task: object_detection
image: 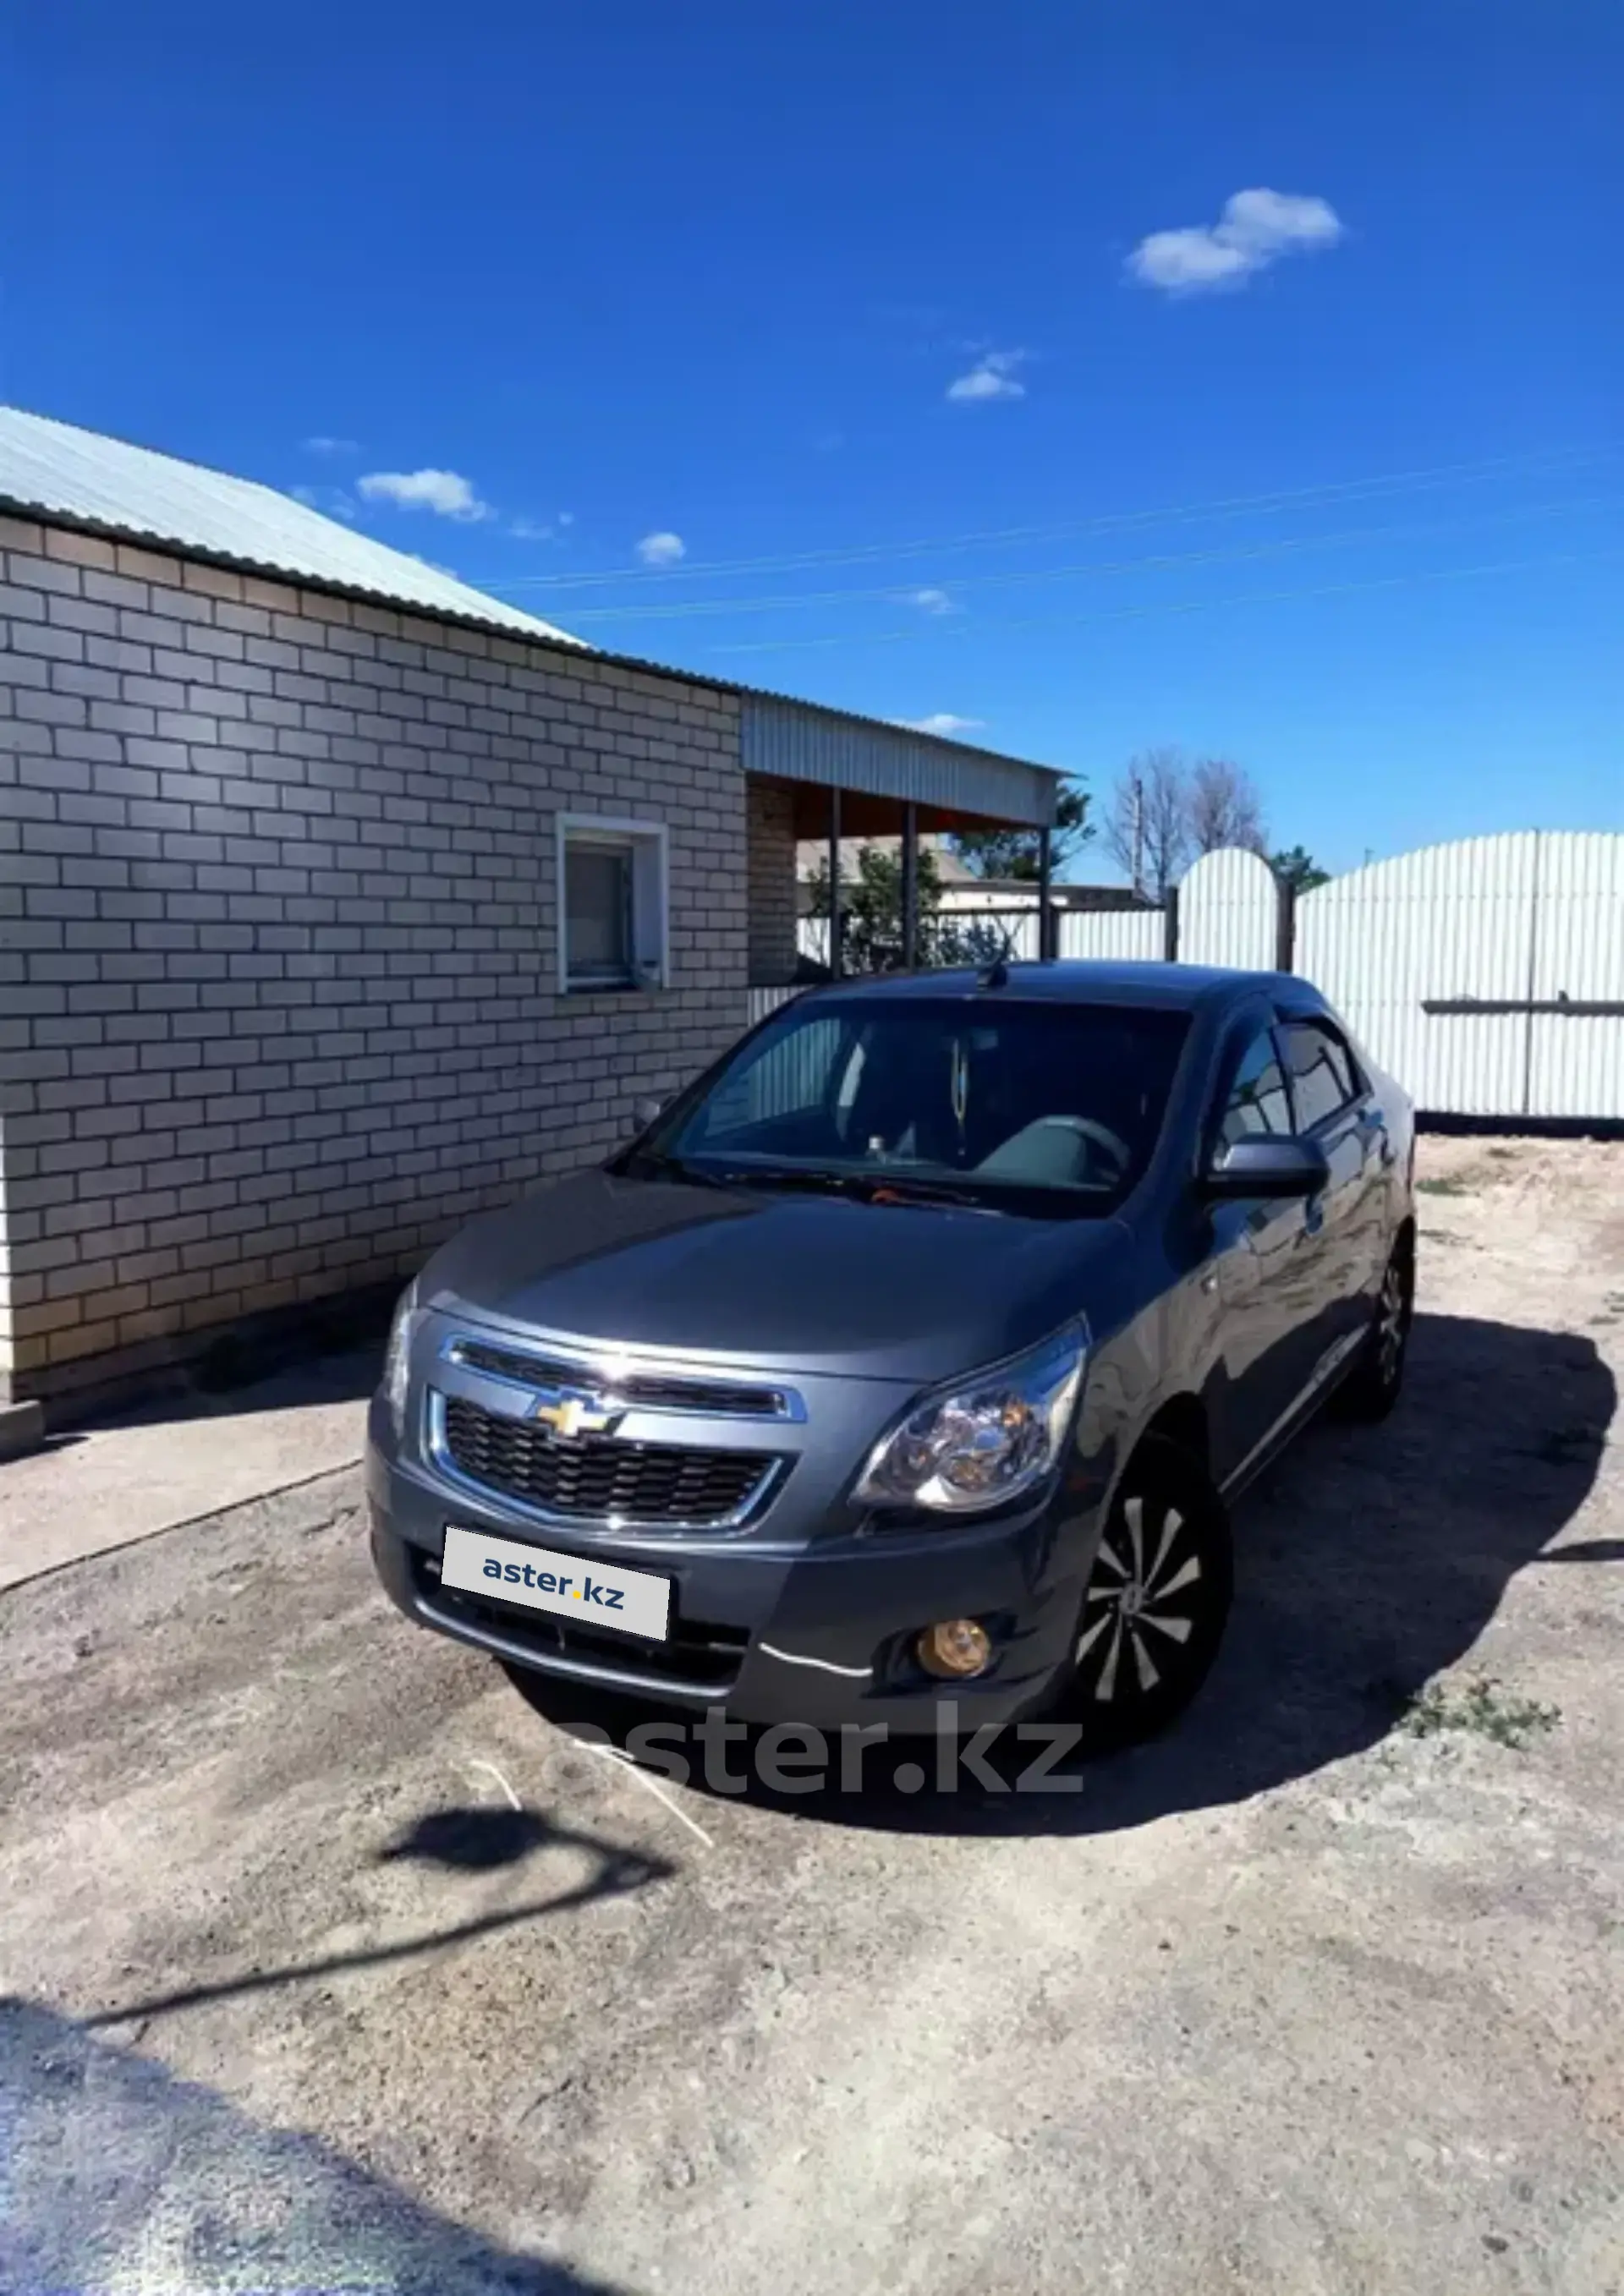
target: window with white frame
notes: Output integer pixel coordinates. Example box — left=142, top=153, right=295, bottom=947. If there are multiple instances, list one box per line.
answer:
left=556, top=815, right=670, bottom=993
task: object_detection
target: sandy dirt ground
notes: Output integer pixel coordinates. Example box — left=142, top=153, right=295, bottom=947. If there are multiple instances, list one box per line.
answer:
left=2, top=1137, right=1621, bottom=2295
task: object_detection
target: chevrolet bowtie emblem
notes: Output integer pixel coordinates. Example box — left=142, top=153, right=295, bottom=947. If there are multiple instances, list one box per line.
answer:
left=531, top=1389, right=618, bottom=1439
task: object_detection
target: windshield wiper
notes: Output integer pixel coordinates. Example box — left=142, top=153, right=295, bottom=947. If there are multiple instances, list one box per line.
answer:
left=703, top=1164, right=870, bottom=1199
left=628, top=1151, right=735, bottom=1191
left=706, top=1165, right=989, bottom=1210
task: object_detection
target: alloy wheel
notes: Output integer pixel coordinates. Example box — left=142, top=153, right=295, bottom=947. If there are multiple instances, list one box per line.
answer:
left=1065, top=1443, right=1232, bottom=1745
left=1375, top=1256, right=1407, bottom=1388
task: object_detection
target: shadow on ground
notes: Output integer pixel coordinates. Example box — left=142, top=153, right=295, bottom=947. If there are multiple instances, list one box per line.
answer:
left=0, top=1998, right=625, bottom=2294
left=84, top=1806, right=673, bottom=2030
left=503, top=1311, right=1616, bottom=1837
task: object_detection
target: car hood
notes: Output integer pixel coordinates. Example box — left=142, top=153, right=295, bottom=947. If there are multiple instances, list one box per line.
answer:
left=420, top=1169, right=1133, bottom=1384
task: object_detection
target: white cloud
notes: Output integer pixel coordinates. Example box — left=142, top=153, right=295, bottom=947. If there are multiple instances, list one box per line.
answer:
left=558, top=510, right=576, bottom=527
left=898, top=712, right=985, bottom=737
left=1127, top=188, right=1344, bottom=294
left=356, top=468, right=494, bottom=521
left=303, top=434, right=358, bottom=456
left=946, top=349, right=1027, bottom=403
left=636, top=530, right=686, bottom=567
left=903, top=587, right=958, bottom=616
left=292, top=483, right=358, bottom=523
left=508, top=516, right=556, bottom=542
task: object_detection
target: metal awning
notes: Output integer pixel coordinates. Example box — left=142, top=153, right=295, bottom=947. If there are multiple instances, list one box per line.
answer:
left=740, top=695, right=1058, bottom=830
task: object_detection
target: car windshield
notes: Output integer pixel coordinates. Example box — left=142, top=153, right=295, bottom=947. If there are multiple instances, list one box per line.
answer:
left=628, top=995, right=1191, bottom=1217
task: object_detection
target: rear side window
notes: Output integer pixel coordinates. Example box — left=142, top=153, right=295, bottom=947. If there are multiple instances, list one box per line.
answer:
left=1217, top=1028, right=1292, bottom=1147
left=1281, top=1020, right=1360, bottom=1132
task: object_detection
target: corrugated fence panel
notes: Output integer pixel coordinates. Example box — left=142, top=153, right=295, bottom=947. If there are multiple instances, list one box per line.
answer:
left=771, top=833, right=1624, bottom=1120
left=1528, top=832, right=1624, bottom=1119
left=1273, top=828, right=1621, bottom=1118
left=1178, top=847, right=1280, bottom=970
left=795, top=907, right=1045, bottom=966
left=1057, top=908, right=1165, bottom=962
left=985, top=909, right=1043, bottom=960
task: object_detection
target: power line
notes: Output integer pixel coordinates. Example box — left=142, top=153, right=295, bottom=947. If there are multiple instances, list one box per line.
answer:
left=475, top=444, right=1614, bottom=595
left=704, top=546, right=1624, bottom=658
left=557, top=495, right=1614, bottom=626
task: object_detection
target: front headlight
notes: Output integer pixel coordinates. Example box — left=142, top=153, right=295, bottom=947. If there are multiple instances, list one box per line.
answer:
left=382, top=1278, right=423, bottom=1433
left=854, top=1322, right=1088, bottom=1515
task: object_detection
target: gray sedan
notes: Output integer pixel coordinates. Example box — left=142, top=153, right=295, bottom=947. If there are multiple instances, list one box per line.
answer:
left=367, top=962, right=1414, bottom=1745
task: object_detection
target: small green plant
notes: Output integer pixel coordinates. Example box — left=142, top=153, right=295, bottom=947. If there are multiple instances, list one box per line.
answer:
left=1402, top=1674, right=1560, bottom=1750
left=1416, top=1175, right=1470, bottom=1197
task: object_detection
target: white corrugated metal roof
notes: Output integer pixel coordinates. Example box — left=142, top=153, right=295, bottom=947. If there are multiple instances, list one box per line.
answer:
left=0, top=406, right=584, bottom=647
left=0, top=406, right=1065, bottom=827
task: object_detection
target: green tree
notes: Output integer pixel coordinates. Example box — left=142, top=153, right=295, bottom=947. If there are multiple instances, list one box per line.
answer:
left=805, top=842, right=1014, bottom=974
left=947, top=775, right=1091, bottom=882
left=1270, top=844, right=1331, bottom=894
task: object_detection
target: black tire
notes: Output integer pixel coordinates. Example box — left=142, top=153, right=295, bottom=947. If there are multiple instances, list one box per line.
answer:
left=1055, top=1435, right=1233, bottom=1750
left=1334, top=1233, right=1414, bottom=1422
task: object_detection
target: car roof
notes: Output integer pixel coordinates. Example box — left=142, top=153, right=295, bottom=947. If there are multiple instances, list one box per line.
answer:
left=797, top=960, right=1315, bottom=1016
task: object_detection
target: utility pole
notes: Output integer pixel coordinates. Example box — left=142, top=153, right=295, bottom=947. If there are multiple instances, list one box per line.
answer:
left=1131, top=774, right=1145, bottom=901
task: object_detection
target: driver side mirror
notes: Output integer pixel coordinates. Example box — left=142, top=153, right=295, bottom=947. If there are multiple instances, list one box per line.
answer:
left=1204, top=1135, right=1330, bottom=1199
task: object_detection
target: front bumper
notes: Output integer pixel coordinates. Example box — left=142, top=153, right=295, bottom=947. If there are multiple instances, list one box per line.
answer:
left=366, top=1395, right=1109, bottom=1732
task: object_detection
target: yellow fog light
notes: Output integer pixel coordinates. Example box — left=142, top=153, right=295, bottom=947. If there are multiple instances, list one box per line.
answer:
left=916, top=1619, right=993, bottom=1680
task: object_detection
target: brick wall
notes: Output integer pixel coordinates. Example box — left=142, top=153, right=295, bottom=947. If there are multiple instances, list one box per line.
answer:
left=745, top=779, right=798, bottom=986
left=0, top=517, right=752, bottom=1405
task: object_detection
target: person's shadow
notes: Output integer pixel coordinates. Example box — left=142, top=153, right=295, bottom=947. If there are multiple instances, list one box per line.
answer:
left=505, top=1310, right=1616, bottom=1837
left=0, top=1997, right=628, bottom=2295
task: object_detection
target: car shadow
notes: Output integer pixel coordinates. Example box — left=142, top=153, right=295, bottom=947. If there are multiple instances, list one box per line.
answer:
left=505, top=1311, right=1616, bottom=1838
left=0, top=1997, right=628, bottom=2294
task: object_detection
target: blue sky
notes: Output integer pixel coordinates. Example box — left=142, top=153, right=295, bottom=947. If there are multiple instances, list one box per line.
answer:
left=7, top=0, right=1621, bottom=875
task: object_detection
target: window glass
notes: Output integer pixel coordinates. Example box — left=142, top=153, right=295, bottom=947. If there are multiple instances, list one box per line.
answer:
left=1217, top=1030, right=1292, bottom=1147
left=565, top=844, right=632, bottom=984
left=704, top=1017, right=844, bottom=1133
left=642, top=997, right=1191, bottom=1214
left=1281, top=1020, right=1358, bottom=1131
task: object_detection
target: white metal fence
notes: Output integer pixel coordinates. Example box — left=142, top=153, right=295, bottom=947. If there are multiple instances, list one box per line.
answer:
left=1295, top=831, right=1624, bottom=1121
left=796, top=904, right=1164, bottom=971
left=761, top=831, right=1624, bottom=1121
left=1056, top=907, right=1164, bottom=963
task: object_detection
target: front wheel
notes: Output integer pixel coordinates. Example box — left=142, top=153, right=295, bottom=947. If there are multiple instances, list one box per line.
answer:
left=1055, top=1436, right=1233, bottom=1750
left=1335, top=1234, right=1414, bottom=1422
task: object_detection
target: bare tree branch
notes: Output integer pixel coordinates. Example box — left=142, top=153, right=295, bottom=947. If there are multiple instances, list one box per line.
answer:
left=1188, top=758, right=1270, bottom=857
left=1103, top=748, right=1193, bottom=901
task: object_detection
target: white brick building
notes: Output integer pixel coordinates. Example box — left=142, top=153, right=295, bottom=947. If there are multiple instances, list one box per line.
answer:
left=0, top=410, right=1059, bottom=1412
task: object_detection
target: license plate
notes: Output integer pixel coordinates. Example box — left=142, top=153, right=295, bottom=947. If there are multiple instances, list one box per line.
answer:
left=441, top=1525, right=671, bottom=1641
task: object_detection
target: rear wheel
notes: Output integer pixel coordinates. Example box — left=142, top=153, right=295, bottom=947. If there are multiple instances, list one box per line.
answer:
left=1056, top=1436, right=1233, bottom=1749
left=1335, top=1234, right=1413, bottom=1422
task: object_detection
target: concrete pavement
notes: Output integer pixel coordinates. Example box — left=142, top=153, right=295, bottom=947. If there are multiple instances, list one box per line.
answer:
left=0, top=1344, right=376, bottom=1592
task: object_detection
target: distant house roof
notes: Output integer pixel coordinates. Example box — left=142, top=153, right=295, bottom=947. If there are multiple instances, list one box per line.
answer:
left=0, top=405, right=583, bottom=647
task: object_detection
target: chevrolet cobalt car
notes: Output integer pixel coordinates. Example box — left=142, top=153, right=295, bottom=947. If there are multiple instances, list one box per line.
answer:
left=368, top=963, right=1414, bottom=1745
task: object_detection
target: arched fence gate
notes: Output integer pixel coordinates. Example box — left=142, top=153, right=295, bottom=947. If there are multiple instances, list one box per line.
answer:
left=1167, top=833, right=1624, bottom=1121
left=776, top=830, right=1624, bottom=1121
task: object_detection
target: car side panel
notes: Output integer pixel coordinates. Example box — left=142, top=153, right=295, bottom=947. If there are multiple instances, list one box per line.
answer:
left=1100, top=987, right=1415, bottom=1504
left=1296, top=1095, right=1373, bottom=1382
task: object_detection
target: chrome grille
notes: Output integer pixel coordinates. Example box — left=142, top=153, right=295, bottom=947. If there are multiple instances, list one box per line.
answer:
left=439, top=1394, right=779, bottom=1527
left=447, top=1338, right=797, bottom=1421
